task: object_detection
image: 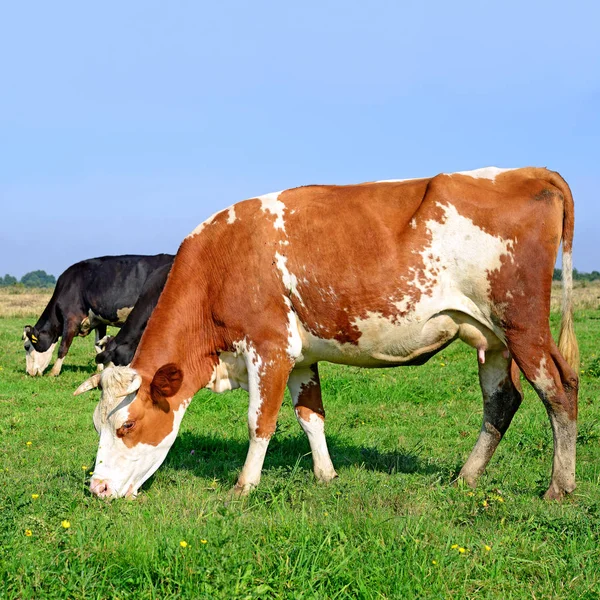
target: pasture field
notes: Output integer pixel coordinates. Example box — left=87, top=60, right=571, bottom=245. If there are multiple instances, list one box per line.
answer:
left=1, top=310, right=600, bottom=599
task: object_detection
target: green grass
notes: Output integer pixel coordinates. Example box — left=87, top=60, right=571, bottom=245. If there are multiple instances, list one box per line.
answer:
left=1, top=312, right=600, bottom=599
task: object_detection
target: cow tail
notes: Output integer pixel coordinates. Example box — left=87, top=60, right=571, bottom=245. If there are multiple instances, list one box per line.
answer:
left=548, top=171, right=580, bottom=372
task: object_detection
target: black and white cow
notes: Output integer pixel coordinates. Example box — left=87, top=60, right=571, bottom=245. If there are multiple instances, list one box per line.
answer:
left=23, top=254, right=174, bottom=376
left=95, top=260, right=173, bottom=368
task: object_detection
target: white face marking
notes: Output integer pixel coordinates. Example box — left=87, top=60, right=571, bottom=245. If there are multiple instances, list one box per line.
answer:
left=89, top=366, right=189, bottom=498
left=24, top=340, right=56, bottom=376
left=258, top=191, right=286, bottom=231
left=410, top=218, right=417, bottom=229
left=453, top=167, right=515, bottom=182
left=92, top=402, right=187, bottom=498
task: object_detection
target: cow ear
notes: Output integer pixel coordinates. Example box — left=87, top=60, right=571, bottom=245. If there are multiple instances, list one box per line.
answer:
left=23, top=325, right=32, bottom=341
left=150, top=364, right=183, bottom=411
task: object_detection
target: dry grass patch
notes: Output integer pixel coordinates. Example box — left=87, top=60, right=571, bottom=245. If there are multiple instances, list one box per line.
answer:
left=551, top=280, right=600, bottom=311
left=0, top=287, right=53, bottom=319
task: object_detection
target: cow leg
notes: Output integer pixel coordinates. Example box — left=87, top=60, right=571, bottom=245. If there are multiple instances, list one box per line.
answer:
left=459, top=350, right=523, bottom=487
left=287, top=364, right=337, bottom=483
left=505, top=332, right=578, bottom=500
left=233, top=346, right=293, bottom=496
left=49, top=318, right=80, bottom=376
left=94, top=325, right=107, bottom=372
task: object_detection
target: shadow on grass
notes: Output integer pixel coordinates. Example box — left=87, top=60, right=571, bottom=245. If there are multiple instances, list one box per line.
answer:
left=161, top=431, right=448, bottom=485
left=57, top=363, right=98, bottom=375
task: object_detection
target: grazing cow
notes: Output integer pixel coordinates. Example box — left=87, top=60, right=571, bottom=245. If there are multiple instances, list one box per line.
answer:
left=75, top=167, right=579, bottom=501
left=23, top=254, right=174, bottom=376
left=95, top=260, right=174, bottom=367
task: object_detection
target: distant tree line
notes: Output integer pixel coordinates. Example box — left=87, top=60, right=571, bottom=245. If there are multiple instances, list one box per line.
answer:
left=553, top=268, right=600, bottom=282
left=0, top=270, right=56, bottom=288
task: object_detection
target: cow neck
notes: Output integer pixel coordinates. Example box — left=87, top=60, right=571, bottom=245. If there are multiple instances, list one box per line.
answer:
left=34, top=292, right=62, bottom=344
left=130, top=250, right=220, bottom=400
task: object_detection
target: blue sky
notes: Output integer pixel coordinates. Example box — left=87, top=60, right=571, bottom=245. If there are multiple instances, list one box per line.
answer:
left=1, top=0, right=599, bottom=278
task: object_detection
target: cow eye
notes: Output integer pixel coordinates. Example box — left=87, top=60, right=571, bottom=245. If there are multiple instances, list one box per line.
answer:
left=117, top=421, right=136, bottom=437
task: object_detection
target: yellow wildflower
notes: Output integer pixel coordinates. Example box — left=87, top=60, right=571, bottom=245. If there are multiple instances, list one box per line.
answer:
left=25, top=529, right=32, bottom=537
left=432, top=560, right=437, bottom=565
left=440, top=363, right=446, bottom=367
left=180, top=541, right=188, bottom=548
left=484, top=545, right=491, bottom=552
left=61, top=520, right=71, bottom=529
left=31, top=494, right=39, bottom=500
left=82, top=465, right=88, bottom=470
left=467, top=491, right=474, bottom=497
left=451, top=544, right=458, bottom=549
left=458, top=547, right=467, bottom=554
left=26, top=441, right=32, bottom=446
left=200, top=539, right=208, bottom=544
left=482, top=500, right=488, bottom=507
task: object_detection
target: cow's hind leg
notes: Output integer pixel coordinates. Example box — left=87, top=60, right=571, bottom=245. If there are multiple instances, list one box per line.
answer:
left=459, top=350, right=523, bottom=487
left=288, top=364, right=337, bottom=483
left=94, top=324, right=107, bottom=372
left=506, top=332, right=578, bottom=500
left=233, top=345, right=293, bottom=496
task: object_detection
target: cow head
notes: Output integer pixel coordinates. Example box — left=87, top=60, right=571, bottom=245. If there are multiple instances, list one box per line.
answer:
left=23, top=325, right=57, bottom=376
left=74, top=364, right=188, bottom=498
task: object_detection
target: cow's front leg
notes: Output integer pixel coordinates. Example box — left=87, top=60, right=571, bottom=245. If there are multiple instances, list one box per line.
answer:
left=94, top=324, right=107, bottom=372
left=49, top=318, right=81, bottom=376
left=458, top=350, right=523, bottom=487
left=288, top=364, right=337, bottom=483
left=233, top=345, right=293, bottom=496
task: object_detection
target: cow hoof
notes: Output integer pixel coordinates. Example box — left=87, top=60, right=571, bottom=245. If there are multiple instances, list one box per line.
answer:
left=49, top=370, right=61, bottom=377
left=543, top=483, right=574, bottom=501
left=455, top=473, right=478, bottom=489
left=231, top=482, right=255, bottom=497
left=543, top=487, right=564, bottom=501
left=315, top=469, right=338, bottom=484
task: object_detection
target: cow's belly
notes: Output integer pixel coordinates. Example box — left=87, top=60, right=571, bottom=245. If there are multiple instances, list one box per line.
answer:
left=205, top=306, right=506, bottom=395
left=295, top=309, right=505, bottom=368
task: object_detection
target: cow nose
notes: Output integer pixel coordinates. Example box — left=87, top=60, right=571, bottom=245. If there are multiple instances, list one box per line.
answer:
left=90, top=478, right=112, bottom=498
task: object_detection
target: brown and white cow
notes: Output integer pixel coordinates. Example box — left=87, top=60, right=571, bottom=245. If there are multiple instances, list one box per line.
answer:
left=75, top=167, right=579, bottom=500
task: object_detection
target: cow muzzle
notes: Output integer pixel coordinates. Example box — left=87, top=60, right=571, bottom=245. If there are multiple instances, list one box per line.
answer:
left=89, top=478, right=138, bottom=499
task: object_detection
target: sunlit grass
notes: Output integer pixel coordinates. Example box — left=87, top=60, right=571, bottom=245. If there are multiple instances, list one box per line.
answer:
left=1, top=311, right=599, bottom=598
